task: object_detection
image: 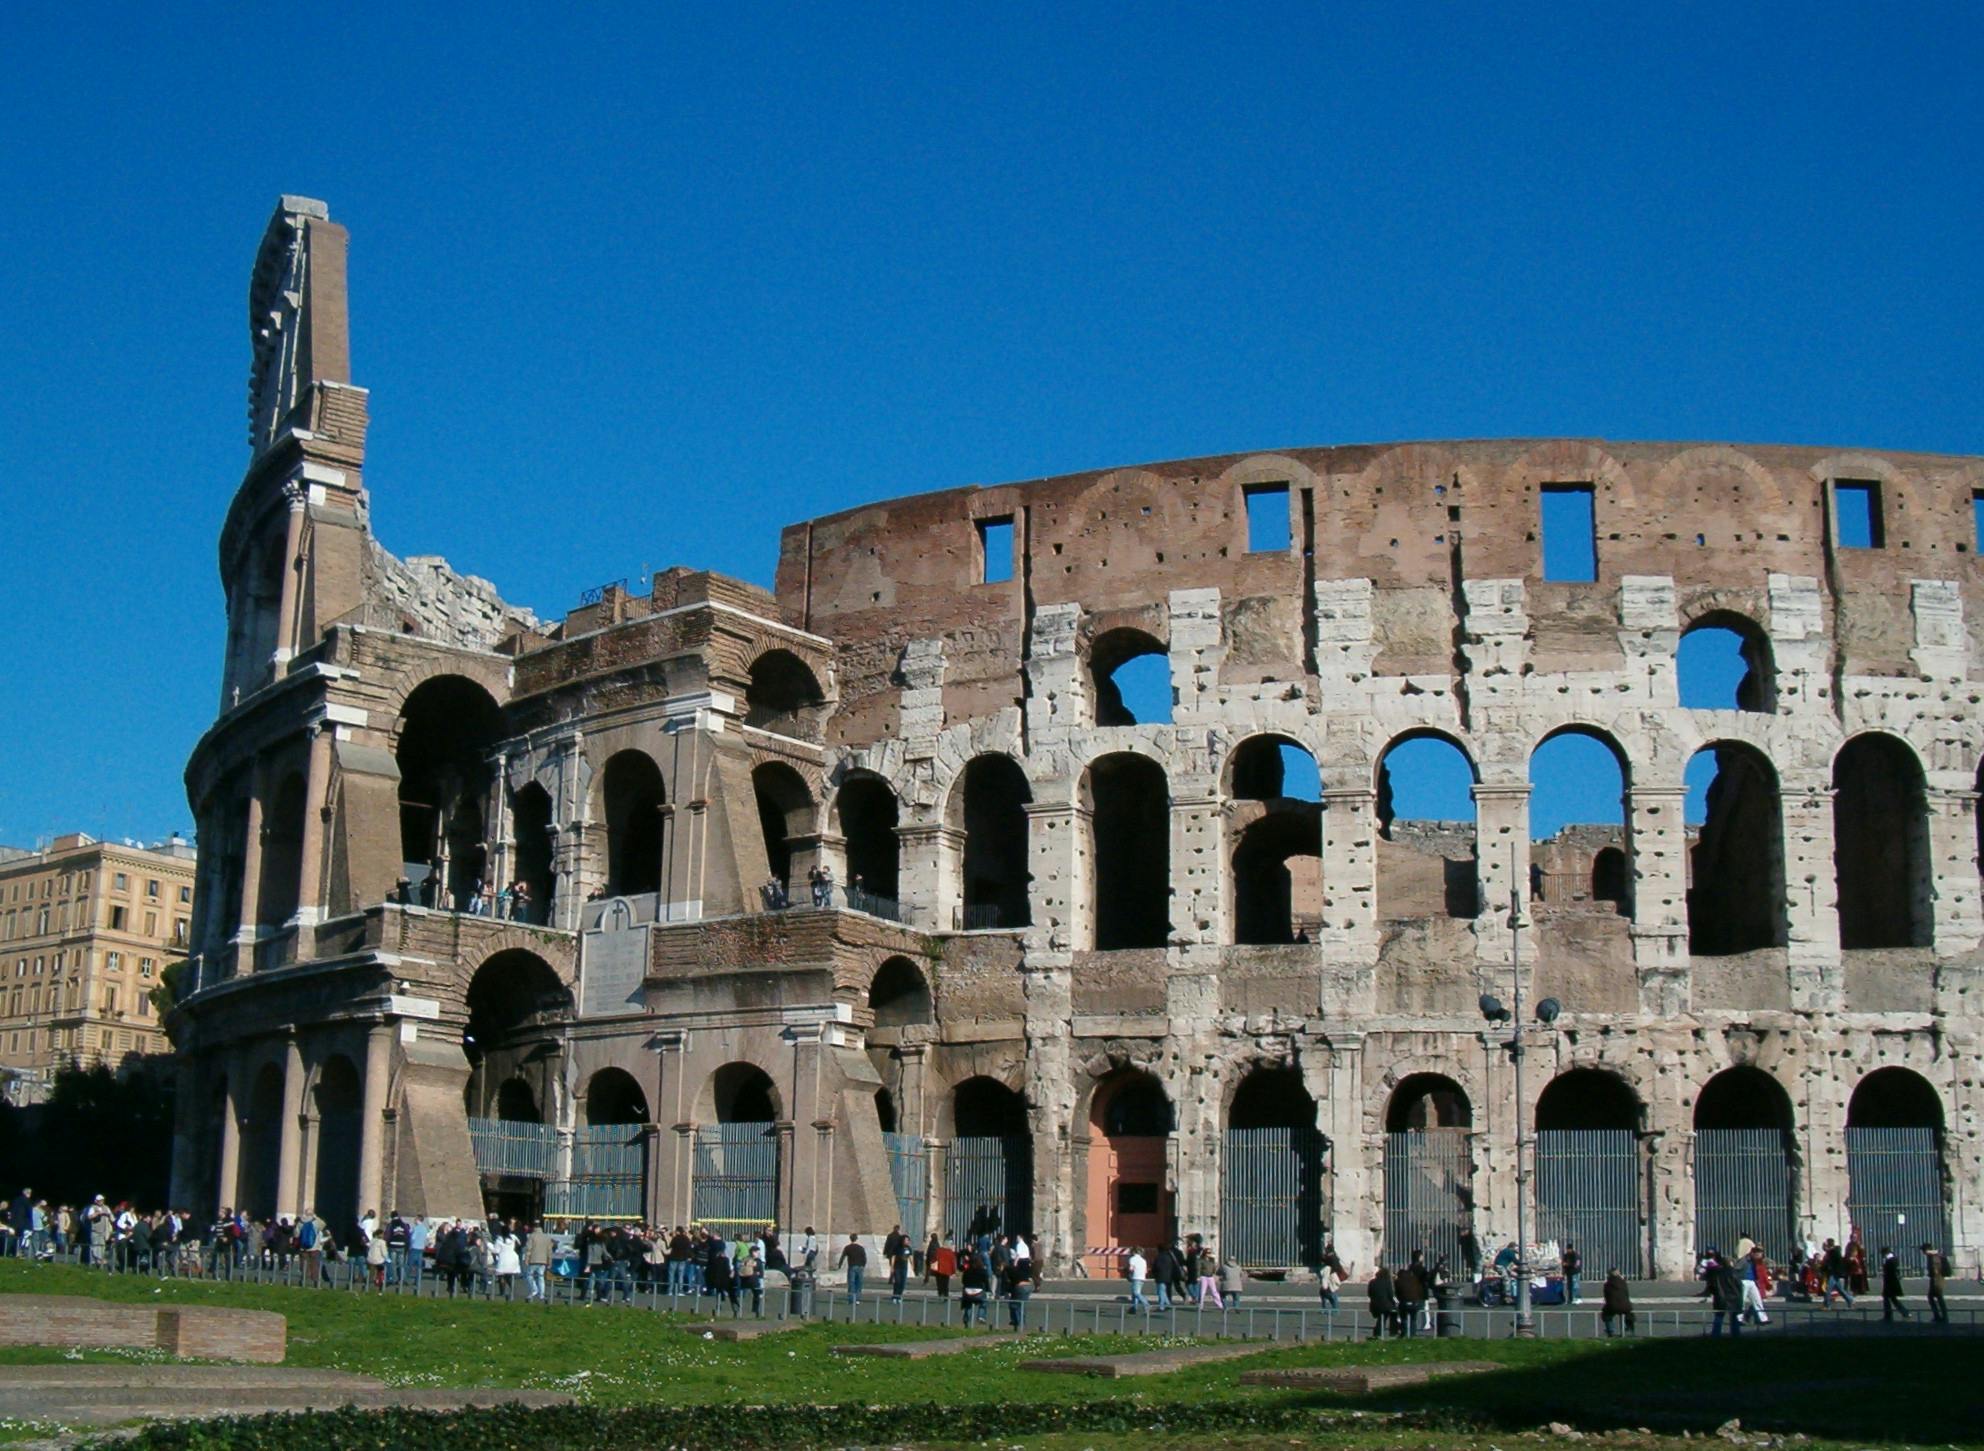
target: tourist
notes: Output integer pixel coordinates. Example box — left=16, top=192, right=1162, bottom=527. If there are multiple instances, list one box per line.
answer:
left=1600, top=1268, right=1635, bottom=1336
left=385, top=1211, right=411, bottom=1285
left=1741, top=1245, right=1772, bottom=1326
left=1821, top=1237, right=1853, bottom=1307
left=8, top=1187, right=32, bottom=1258
left=837, top=1233, right=868, bottom=1305
left=1126, top=1246, right=1150, bottom=1312
left=1923, top=1241, right=1950, bottom=1324
left=1367, top=1265, right=1398, bottom=1338
left=1218, top=1256, right=1246, bottom=1308
left=739, top=1242, right=765, bottom=1316
left=884, top=1223, right=910, bottom=1302
left=665, top=1225, right=690, bottom=1295
left=1458, top=1226, right=1481, bottom=1283
left=927, top=1236, right=955, bottom=1299
left=1195, top=1241, right=1224, bottom=1309
left=1847, top=1228, right=1870, bottom=1296
left=1560, top=1241, right=1583, bottom=1305
left=1150, top=1240, right=1178, bottom=1311
left=1318, top=1240, right=1347, bottom=1310
left=366, top=1223, right=389, bottom=1290
left=296, top=1212, right=323, bottom=1286
left=1880, top=1246, right=1911, bottom=1322
left=1003, top=1249, right=1033, bottom=1330
left=1705, top=1250, right=1744, bottom=1337
left=407, top=1216, right=430, bottom=1289
left=1393, top=1256, right=1425, bottom=1336
left=524, top=1221, right=554, bottom=1302
left=85, top=1195, right=112, bottom=1267
left=960, top=1249, right=990, bottom=1325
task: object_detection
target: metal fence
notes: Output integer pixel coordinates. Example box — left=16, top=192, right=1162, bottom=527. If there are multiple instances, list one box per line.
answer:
left=692, top=1122, right=779, bottom=1233
left=944, top=1135, right=1032, bottom=1240
left=1383, top=1128, right=1470, bottom=1270
left=884, top=1132, right=930, bottom=1243
left=1846, top=1126, right=1949, bottom=1274
left=1695, top=1127, right=1796, bottom=1260
left=1535, top=1128, right=1643, bottom=1277
left=844, top=887, right=903, bottom=922
left=1221, top=1126, right=1326, bottom=1269
left=547, top=1125, right=646, bottom=1219
left=468, top=1117, right=558, bottom=1179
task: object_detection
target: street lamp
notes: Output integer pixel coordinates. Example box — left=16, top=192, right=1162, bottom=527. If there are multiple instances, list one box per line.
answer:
left=1479, top=872, right=1558, bottom=1338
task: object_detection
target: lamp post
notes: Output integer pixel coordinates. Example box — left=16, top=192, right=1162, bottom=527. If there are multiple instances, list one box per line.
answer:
left=1479, top=869, right=1562, bottom=1339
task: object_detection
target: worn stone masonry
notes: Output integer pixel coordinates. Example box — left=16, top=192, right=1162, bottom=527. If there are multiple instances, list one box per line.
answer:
left=170, top=199, right=1984, bottom=1282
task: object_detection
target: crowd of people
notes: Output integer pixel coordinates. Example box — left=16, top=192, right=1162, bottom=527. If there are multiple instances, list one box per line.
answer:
left=389, top=866, right=543, bottom=922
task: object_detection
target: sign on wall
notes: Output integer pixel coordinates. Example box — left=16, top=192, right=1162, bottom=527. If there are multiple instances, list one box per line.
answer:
left=581, top=897, right=649, bottom=1017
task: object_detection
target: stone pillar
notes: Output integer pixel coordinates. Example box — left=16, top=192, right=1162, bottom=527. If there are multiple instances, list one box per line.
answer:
left=270, top=483, right=308, bottom=668
left=357, top=1022, right=393, bottom=1219
left=897, top=823, right=962, bottom=932
left=216, top=1049, right=245, bottom=1212
left=784, top=1026, right=831, bottom=1233
left=1319, top=781, right=1378, bottom=962
left=1024, top=798, right=1084, bottom=954
left=1927, top=788, right=1983, bottom=957
left=1644, top=1127, right=1691, bottom=1279
left=1023, top=963, right=1076, bottom=1268
left=1168, top=588, right=1225, bottom=724
left=275, top=1034, right=306, bottom=1219
left=234, top=760, right=266, bottom=946
left=1471, top=783, right=1530, bottom=962
left=294, top=724, right=335, bottom=927
left=1780, top=774, right=1842, bottom=1009
left=1169, top=788, right=1223, bottom=948
left=1317, top=1039, right=1371, bottom=1270
left=298, top=1106, right=321, bottom=1217
left=486, top=752, right=512, bottom=912
left=1627, top=785, right=1691, bottom=1011
left=896, top=1044, right=931, bottom=1137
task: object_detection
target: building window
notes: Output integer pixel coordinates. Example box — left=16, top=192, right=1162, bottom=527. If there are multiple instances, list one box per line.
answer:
left=1243, top=483, right=1290, bottom=553
left=146, top=879, right=159, bottom=898
left=106, top=953, right=121, bottom=973
left=138, top=995, right=150, bottom=1018
left=109, top=907, right=124, bottom=930
left=140, top=958, right=155, bottom=978
left=172, top=919, right=188, bottom=946
left=114, top=873, right=127, bottom=891
left=36, top=909, right=49, bottom=934
left=178, top=885, right=192, bottom=904
left=977, top=516, right=1015, bottom=585
left=1833, top=479, right=1883, bottom=548
left=143, top=912, right=157, bottom=935
left=1540, top=483, right=1598, bottom=582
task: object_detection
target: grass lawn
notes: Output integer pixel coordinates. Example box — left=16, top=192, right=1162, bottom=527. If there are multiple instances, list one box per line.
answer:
left=0, top=1262, right=1976, bottom=1448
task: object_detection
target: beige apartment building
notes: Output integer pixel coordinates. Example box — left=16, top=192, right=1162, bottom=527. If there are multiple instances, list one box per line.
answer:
left=0, top=833, right=198, bottom=1100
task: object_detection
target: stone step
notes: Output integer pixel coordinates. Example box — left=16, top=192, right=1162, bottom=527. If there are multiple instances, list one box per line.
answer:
left=1021, top=1342, right=1269, bottom=1378
left=0, top=1364, right=378, bottom=1389
left=833, top=1332, right=1042, bottom=1358
left=1240, top=1359, right=1500, bottom=1391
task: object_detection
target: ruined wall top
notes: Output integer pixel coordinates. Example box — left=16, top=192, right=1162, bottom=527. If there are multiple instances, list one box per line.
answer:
left=247, top=197, right=351, bottom=457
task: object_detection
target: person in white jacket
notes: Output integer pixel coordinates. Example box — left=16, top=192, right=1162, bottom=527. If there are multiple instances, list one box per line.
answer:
left=1126, top=1249, right=1149, bottom=1312
left=492, top=1225, right=523, bottom=1300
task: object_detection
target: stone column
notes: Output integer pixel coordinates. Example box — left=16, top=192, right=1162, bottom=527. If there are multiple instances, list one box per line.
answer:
left=294, top=724, right=335, bottom=928
left=895, top=1043, right=931, bottom=1137
left=275, top=1034, right=306, bottom=1219
left=1471, top=783, right=1530, bottom=963
left=783, top=1026, right=831, bottom=1233
left=1169, top=788, right=1223, bottom=950
left=356, top=1022, right=394, bottom=1219
left=1927, top=788, right=1983, bottom=956
left=216, top=1049, right=246, bottom=1212
left=1319, top=782, right=1378, bottom=962
left=486, top=752, right=513, bottom=912
left=1780, top=774, right=1841, bottom=1009
left=270, top=483, right=308, bottom=669
left=235, top=759, right=266, bottom=946
left=1646, top=1128, right=1692, bottom=1279
left=1023, top=964, right=1076, bottom=1268
left=897, top=823, right=962, bottom=931
left=1626, top=785, right=1691, bottom=1012
left=1024, top=798, right=1084, bottom=954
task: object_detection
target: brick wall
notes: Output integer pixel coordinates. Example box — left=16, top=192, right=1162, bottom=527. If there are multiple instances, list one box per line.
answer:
left=0, top=1295, right=285, bottom=1364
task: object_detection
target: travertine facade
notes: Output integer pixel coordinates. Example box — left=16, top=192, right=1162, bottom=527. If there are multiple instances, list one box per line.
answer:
left=170, top=198, right=1984, bottom=1277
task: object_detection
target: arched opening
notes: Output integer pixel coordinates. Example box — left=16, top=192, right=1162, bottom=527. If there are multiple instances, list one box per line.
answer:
left=1084, top=752, right=1170, bottom=950
left=868, top=956, right=933, bottom=1027
left=945, top=1077, right=1032, bottom=1242
left=752, top=762, right=813, bottom=900
left=1833, top=734, right=1930, bottom=949
left=1222, top=1067, right=1325, bottom=1268
left=875, top=1088, right=899, bottom=1135
left=394, top=675, right=503, bottom=909
left=693, top=1064, right=781, bottom=1234
left=1686, top=742, right=1787, bottom=954
left=464, top=949, right=571, bottom=1114
left=1382, top=1074, right=1472, bottom=1268
left=1529, top=727, right=1629, bottom=840
left=744, top=649, right=824, bottom=733
left=600, top=751, right=665, bottom=898
left=1678, top=613, right=1776, bottom=712
left=1083, top=1070, right=1173, bottom=1272
left=494, top=1076, right=541, bottom=1123
left=1229, top=736, right=1322, bottom=946
left=953, top=755, right=1032, bottom=930
left=835, top=775, right=900, bottom=909
left=1091, top=628, right=1170, bottom=726
left=1846, top=1068, right=1949, bottom=1273
left=507, top=781, right=554, bottom=924
left=1590, top=847, right=1628, bottom=912
left=255, top=771, right=307, bottom=926
left=239, top=1062, right=284, bottom=1220
left=310, top=1056, right=362, bottom=1237
left=1535, top=1069, right=1644, bottom=1274
left=1375, top=734, right=1478, bottom=919
left=1694, top=1066, right=1797, bottom=1259
left=585, top=1067, right=650, bottom=1126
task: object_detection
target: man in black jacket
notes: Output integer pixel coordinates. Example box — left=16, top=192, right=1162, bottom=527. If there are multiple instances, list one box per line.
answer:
left=1880, top=1247, right=1911, bottom=1322
left=1705, top=1250, right=1744, bottom=1337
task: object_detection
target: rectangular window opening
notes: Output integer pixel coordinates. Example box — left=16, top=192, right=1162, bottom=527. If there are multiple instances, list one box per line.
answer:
left=1116, top=1182, right=1160, bottom=1215
left=1540, top=483, right=1597, bottom=582
left=1834, top=480, right=1884, bottom=548
left=1244, top=483, right=1290, bottom=553
left=977, top=517, right=1014, bottom=584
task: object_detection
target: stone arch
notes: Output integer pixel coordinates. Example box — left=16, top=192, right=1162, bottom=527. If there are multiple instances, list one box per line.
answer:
left=1375, top=731, right=1479, bottom=920
left=1848, top=1066, right=1944, bottom=1130
left=1652, top=446, right=1789, bottom=530
left=1384, top=1072, right=1472, bottom=1131
left=945, top=1073, right=1034, bottom=1241
left=1534, top=1065, right=1645, bottom=1275
left=1845, top=1066, right=1950, bottom=1272
left=1090, top=627, right=1170, bottom=727
left=868, top=956, right=933, bottom=1027
left=1536, top=1066, right=1643, bottom=1131
left=310, top=1052, right=363, bottom=1234
left=393, top=674, right=504, bottom=908
left=831, top=770, right=899, bottom=904
left=1694, top=1064, right=1796, bottom=1131
left=238, top=1060, right=285, bottom=1220
left=1528, top=724, right=1631, bottom=839
left=1082, top=1067, right=1173, bottom=1268
left=598, top=749, right=666, bottom=898
left=1686, top=740, right=1788, bottom=954
left=493, top=1075, right=540, bottom=1122
left=1081, top=751, right=1170, bottom=950
left=699, top=1060, right=782, bottom=1125
left=507, top=780, right=555, bottom=923
left=1832, top=731, right=1931, bottom=949
left=945, top=753, right=1032, bottom=930
left=256, top=769, right=308, bottom=926
left=752, top=761, right=815, bottom=895
left=584, top=1066, right=650, bottom=1125
left=744, top=648, right=825, bottom=733
left=1678, top=610, right=1777, bottom=713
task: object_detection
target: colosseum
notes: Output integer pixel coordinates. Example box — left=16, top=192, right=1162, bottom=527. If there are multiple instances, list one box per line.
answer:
left=167, top=196, right=1984, bottom=1280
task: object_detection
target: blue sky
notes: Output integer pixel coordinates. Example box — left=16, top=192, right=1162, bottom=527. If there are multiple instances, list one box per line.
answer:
left=1, top=3, right=1979, bottom=845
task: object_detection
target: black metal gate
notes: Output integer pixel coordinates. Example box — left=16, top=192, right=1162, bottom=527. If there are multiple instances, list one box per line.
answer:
left=692, top=1122, right=779, bottom=1236
left=1221, top=1126, right=1327, bottom=1269
left=1382, top=1128, right=1471, bottom=1269
left=1846, top=1126, right=1948, bottom=1274
left=943, top=1135, right=1032, bottom=1241
left=1694, top=1127, right=1795, bottom=1260
left=1535, top=1128, right=1643, bottom=1276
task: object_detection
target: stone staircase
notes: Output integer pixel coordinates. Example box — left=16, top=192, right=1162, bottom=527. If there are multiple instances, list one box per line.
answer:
left=0, top=1364, right=572, bottom=1428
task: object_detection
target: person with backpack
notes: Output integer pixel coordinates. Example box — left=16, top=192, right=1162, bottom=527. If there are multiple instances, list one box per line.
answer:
left=1922, top=1242, right=1951, bottom=1324
left=296, top=1213, right=323, bottom=1286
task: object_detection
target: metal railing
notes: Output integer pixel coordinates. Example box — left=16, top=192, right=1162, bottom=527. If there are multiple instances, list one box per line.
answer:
left=844, top=887, right=903, bottom=922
